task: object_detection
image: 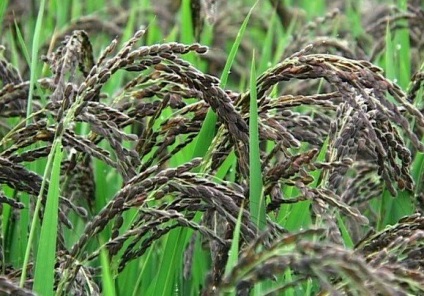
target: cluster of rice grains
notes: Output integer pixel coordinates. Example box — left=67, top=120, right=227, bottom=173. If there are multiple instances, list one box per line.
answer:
left=0, top=1, right=424, bottom=295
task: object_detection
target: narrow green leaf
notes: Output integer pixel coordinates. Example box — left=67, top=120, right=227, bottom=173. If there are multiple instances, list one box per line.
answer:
left=284, top=269, right=295, bottom=296
left=0, top=0, right=9, bottom=35
left=33, top=144, right=63, bottom=296
left=395, top=0, right=410, bottom=88
left=384, top=21, right=395, bottom=82
left=104, top=7, right=137, bottom=98
left=185, top=236, right=209, bottom=295
left=224, top=202, right=244, bottom=277
left=191, top=110, right=217, bottom=159
left=215, top=151, right=236, bottom=180
left=219, top=2, right=258, bottom=89
left=151, top=228, right=187, bottom=296
left=192, top=1, right=259, bottom=159
left=26, top=0, right=47, bottom=124
left=13, top=21, right=31, bottom=74
left=258, top=11, right=277, bottom=73
left=181, top=0, right=194, bottom=44
left=100, top=248, right=116, bottom=296
left=249, top=52, right=266, bottom=230
left=336, top=214, right=354, bottom=248
left=132, top=245, right=155, bottom=296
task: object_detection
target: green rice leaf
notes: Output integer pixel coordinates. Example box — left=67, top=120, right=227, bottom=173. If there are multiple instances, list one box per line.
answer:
left=192, top=1, right=258, bottom=159
left=224, top=202, right=244, bottom=277
left=249, top=52, right=266, bottom=230
left=100, top=248, right=116, bottom=296
left=151, top=228, right=187, bottom=296
left=26, top=0, right=46, bottom=125
left=33, top=144, right=63, bottom=296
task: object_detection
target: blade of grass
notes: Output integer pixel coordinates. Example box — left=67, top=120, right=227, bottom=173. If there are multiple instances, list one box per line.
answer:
left=284, top=269, right=295, bottom=296
left=151, top=228, right=187, bottom=296
left=346, top=0, right=364, bottom=38
left=32, top=144, right=63, bottom=296
left=224, top=202, right=244, bottom=277
left=13, top=21, right=31, bottom=69
left=189, top=237, right=209, bottom=295
left=19, top=0, right=48, bottom=284
left=0, top=0, right=9, bottom=35
left=104, top=8, right=137, bottom=100
left=378, top=189, right=414, bottom=229
left=395, top=0, right=410, bottom=89
left=53, top=0, right=70, bottom=29
left=26, top=0, right=47, bottom=125
left=336, top=214, right=354, bottom=248
left=131, top=244, right=155, bottom=296
left=258, top=10, right=277, bottom=73
left=192, top=1, right=259, bottom=159
left=215, top=151, right=237, bottom=180
left=377, top=22, right=397, bottom=230
left=411, top=82, right=424, bottom=201
left=181, top=0, right=194, bottom=44
left=384, top=21, right=395, bottom=83
left=71, top=0, right=83, bottom=19
left=100, top=247, right=116, bottom=296
left=302, top=0, right=326, bottom=18
left=1, top=187, right=15, bottom=270
left=249, top=52, right=266, bottom=230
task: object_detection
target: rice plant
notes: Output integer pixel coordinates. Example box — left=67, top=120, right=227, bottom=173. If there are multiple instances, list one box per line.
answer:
left=0, top=0, right=423, bottom=295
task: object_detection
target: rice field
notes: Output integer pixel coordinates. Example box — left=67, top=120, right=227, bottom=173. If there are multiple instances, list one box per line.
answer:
left=0, top=0, right=423, bottom=295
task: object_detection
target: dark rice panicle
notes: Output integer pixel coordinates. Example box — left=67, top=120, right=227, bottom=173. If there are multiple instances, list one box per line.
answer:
left=0, top=48, right=22, bottom=85
left=0, top=276, right=35, bottom=296
left=354, top=214, right=424, bottom=293
left=0, top=192, right=24, bottom=209
left=214, top=224, right=424, bottom=295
